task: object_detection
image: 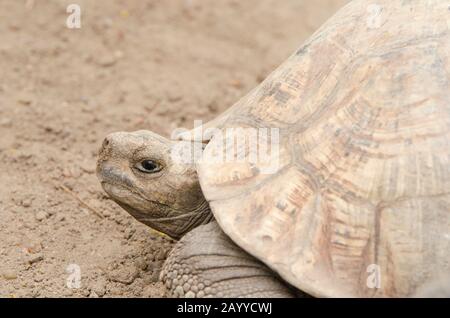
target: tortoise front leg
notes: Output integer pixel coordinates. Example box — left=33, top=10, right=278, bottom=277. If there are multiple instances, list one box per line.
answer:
left=160, top=222, right=296, bottom=298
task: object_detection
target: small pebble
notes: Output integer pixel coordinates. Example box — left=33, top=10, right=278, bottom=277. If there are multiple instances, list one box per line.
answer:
left=27, top=253, right=44, bottom=264
left=153, top=261, right=164, bottom=270
left=155, top=249, right=167, bottom=261
left=91, top=280, right=106, bottom=297
left=123, top=228, right=135, bottom=240
left=97, top=55, right=117, bottom=67
left=89, top=291, right=99, bottom=298
left=21, top=198, right=32, bottom=208
left=79, top=288, right=90, bottom=297
left=2, top=270, right=18, bottom=280
left=147, top=253, right=155, bottom=262
left=17, top=93, right=33, bottom=105
left=55, top=214, right=65, bottom=222
left=134, top=257, right=147, bottom=271
left=108, top=266, right=139, bottom=284
left=150, top=270, right=160, bottom=283
left=34, top=275, right=44, bottom=282
left=35, top=211, right=49, bottom=221
left=79, top=161, right=95, bottom=174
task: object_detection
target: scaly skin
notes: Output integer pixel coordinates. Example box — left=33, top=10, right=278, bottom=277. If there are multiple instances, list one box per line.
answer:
left=160, top=222, right=296, bottom=298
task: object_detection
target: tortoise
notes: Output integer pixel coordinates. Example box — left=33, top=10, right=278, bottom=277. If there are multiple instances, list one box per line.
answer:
left=96, top=0, right=450, bottom=297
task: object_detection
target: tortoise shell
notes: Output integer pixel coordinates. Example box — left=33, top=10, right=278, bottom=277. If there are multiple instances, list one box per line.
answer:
left=195, top=0, right=450, bottom=297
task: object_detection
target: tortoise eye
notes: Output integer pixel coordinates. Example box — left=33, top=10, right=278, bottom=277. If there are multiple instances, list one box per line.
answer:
left=135, top=160, right=162, bottom=173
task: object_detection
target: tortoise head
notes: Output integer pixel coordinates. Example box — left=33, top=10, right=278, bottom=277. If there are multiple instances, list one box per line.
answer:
left=96, top=130, right=211, bottom=240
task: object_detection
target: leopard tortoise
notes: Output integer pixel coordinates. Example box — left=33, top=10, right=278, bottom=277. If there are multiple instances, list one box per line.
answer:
left=97, top=0, right=450, bottom=297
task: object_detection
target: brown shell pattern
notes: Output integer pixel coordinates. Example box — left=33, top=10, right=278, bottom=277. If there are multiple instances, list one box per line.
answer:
left=197, top=0, right=450, bottom=297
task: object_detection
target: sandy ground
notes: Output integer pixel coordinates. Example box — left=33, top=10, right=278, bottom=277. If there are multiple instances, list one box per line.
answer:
left=0, top=0, right=348, bottom=297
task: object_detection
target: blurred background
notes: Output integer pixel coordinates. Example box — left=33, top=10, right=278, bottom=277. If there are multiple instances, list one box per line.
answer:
left=0, top=0, right=348, bottom=297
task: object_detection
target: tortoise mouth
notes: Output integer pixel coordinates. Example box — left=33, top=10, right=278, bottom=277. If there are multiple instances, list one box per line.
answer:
left=99, top=181, right=194, bottom=240
left=100, top=180, right=175, bottom=213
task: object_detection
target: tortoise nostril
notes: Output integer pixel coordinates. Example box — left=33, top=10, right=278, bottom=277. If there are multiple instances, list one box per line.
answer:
left=102, top=137, right=110, bottom=149
left=99, top=136, right=113, bottom=158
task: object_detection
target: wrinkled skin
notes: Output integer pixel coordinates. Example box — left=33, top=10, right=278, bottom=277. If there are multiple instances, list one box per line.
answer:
left=96, top=130, right=449, bottom=298
left=96, top=130, right=212, bottom=240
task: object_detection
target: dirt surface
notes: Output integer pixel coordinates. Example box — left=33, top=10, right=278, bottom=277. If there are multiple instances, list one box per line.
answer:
left=0, top=0, right=348, bottom=297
